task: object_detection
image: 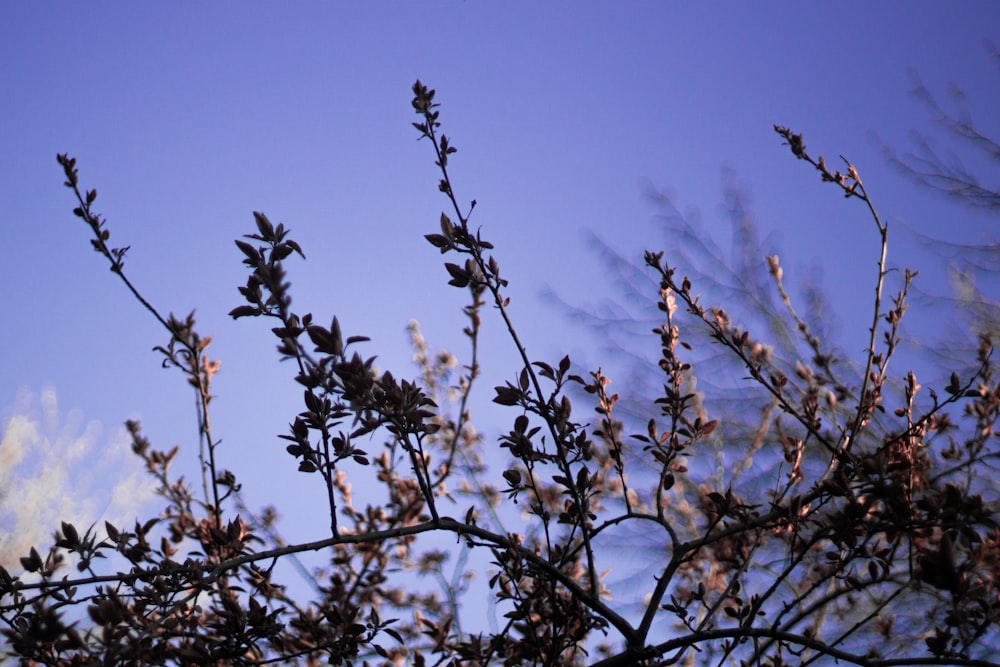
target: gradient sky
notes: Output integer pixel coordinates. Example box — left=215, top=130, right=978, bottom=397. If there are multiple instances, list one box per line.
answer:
left=3, top=3, right=998, bottom=568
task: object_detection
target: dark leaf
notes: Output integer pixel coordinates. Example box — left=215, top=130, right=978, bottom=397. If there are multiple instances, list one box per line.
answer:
left=425, top=233, right=449, bottom=249
left=493, top=386, right=521, bottom=406
left=229, top=305, right=260, bottom=319
left=253, top=211, right=275, bottom=239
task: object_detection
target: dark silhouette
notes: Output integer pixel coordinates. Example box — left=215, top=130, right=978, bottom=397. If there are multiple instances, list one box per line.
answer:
left=1, top=81, right=996, bottom=667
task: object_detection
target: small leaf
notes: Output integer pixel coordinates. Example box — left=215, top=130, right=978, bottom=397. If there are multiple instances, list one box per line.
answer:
left=253, top=211, right=275, bottom=239
left=330, top=317, right=344, bottom=356
left=444, top=262, right=470, bottom=288
left=514, top=414, right=529, bottom=433
left=235, top=239, right=259, bottom=263
left=425, top=233, right=449, bottom=248
left=105, top=521, right=120, bottom=541
left=61, top=522, right=79, bottom=545
left=286, top=239, right=305, bottom=258
left=229, top=305, right=261, bottom=319
left=558, top=355, right=571, bottom=375
left=493, top=386, right=521, bottom=406
left=20, top=547, right=42, bottom=573
left=534, top=361, right=554, bottom=380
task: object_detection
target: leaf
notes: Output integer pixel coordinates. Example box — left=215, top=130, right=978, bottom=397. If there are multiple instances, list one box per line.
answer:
left=228, top=305, right=260, bottom=319
left=330, top=317, right=344, bottom=356
left=253, top=211, right=275, bottom=239
left=105, top=521, right=120, bottom=542
left=235, top=239, right=260, bottom=263
left=303, top=323, right=328, bottom=347
left=493, top=386, right=521, bottom=406
left=533, top=361, right=554, bottom=380
left=946, top=371, right=961, bottom=395
left=514, top=414, right=529, bottom=433
left=444, top=262, right=470, bottom=288
left=20, top=547, right=42, bottom=573
left=440, top=212, right=454, bottom=237
left=425, top=233, right=449, bottom=249
left=272, top=244, right=294, bottom=261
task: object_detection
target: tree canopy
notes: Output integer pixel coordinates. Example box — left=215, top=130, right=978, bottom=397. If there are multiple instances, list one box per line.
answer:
left=1, top=80, right=997, bottom=667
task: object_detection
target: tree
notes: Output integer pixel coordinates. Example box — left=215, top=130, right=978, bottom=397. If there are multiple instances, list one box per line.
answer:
left=884, top=43, right=1000, bottom=213
left=1, top=80, right=997, bottom=666
left=881, top=44, right=1000, bottom=359
left=564, top=50, right=1000, bottom=585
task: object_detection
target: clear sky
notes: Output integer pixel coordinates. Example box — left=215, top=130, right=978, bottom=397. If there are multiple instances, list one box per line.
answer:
left=2, top=4, right=998, bottom=567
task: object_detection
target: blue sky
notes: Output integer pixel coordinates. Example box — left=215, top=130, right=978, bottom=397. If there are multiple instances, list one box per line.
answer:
left=2, top=3, right=998, bottom=564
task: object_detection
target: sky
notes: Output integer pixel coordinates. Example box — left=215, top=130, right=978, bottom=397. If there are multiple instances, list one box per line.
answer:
left=2, top=2, right=998, bottom=589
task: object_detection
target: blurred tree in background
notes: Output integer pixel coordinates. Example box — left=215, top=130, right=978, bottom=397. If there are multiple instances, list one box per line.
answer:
left=883, top=44, right=1000, bottom=362
left=565, top=45, right=1000, bottom=559
left=0, top=80, right=997, bottom=667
